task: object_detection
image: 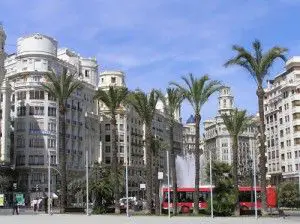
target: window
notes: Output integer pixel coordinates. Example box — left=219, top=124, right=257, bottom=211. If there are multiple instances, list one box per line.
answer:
left=105, top=146, right=111, bottom=153
left=48, top=93, right=56, bottom=101
left=279, top=118, right=283, bottom=124
left=105, top=135, right=111, bottom=142
left=28, top=155, right=44, bottom=165
left=29, top=121, right=44, bottom=130
left=221, top=142, right=228, bottom=147
left=29, top=138, right=45, bottom=148
left=50, top=155, right=56, bottom=165
left=29, top=90, right=44, bottom=99
left=120, top=135, right=124, bottom=142
left=48, top=122, right=56, bottom=132
left=17, top=106, right=26, bottom=116
left=16, top=155, right=25, bottom=166
left=16, top=136, right=25, bottom=148
left=119, top=124, right=124, bottom=131
left=119, top=157, right=124, bottom=165
left=16, top=121, right=26, bottom=131
left=85, top=70, right=89, bottom=77
left=48, top=107, right=56, bottom=117
left=111, top=77, right=116, bottom=83
left=120, top=146, right=124, bottom=153
left=105, top=157, right=111, bottom=164
left=29, top=106, right=44, bottom=115
left=48, top=139, right=56, bottom=148
left=105, top=124, right=110, bottom=131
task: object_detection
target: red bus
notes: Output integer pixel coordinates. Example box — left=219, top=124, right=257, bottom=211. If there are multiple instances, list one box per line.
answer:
left=162, top=186, right=277, bottom=214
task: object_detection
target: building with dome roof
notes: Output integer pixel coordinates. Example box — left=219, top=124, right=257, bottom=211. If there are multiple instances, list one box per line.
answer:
left=4, top=32, right=101, bottom=200
left=203, top=87, right=258, bottom=184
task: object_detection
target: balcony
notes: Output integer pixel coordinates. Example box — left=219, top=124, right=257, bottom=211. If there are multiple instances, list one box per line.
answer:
left=66, top=104, right=71, bottom=108
left=72, top=135, right=77, bottom=140
left=78, top=122, right=83, bottom=126
left=78, top=108, right=83, bottom=112
left=72, top=105, right=77, bottom=110
left=72, top=121, right=77, bottom=125
left=292, top=107, right=300, bottom=114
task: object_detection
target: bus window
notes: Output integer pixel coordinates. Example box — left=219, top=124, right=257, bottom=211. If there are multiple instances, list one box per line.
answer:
left=239, top=191, right=262, bottom=202
left=199, top=192, right=208, bottom=202
left=178, top=192, right=193, bottom=202
left=163, top=192, right=173, bottom=202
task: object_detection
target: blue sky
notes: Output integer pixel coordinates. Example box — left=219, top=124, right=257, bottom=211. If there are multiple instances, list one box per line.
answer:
left=1, top=0, right=300, bottom=126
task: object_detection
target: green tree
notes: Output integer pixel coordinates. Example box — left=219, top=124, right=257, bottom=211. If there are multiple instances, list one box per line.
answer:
left=128, top=89, right=159, bottom=214
left=278, top=182, right=300, bottom=208
left=42, top=68, right=82, bottom=213
left=206, top=161, right=236, bottom=216
left=224, top=40, right=288, bottom=213
left=171, top=74, right=222, bottom=214
left=68, top=163, right=123, bottom=213
left=221, top=108, right=253, bottom=216
left=157, top=88, right=184, bottom=215
left=94, top=86, right=129, bottom=213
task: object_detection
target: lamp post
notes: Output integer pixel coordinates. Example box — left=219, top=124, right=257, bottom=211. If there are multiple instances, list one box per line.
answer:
left=124, top=114, right=129, bottom=217
left=166, top=150, right=171, bottom=218
left=252, top=145, right=258, bottom=219
left=85, top=112, right=90, bottom=216
left=48, top=150, right=51, bottom=215
left=209, top=150, right=213, bottom=218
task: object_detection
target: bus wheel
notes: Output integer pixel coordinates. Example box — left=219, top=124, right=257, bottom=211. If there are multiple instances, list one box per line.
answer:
left=181, top=206, right=190, bottom=214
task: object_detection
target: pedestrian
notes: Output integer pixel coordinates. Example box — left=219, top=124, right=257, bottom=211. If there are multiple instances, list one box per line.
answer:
left=12, top=199, right=19, bottom=215
left=44, top=196, right=48, bottom=214
left=33, top=198, right=38, bottom=213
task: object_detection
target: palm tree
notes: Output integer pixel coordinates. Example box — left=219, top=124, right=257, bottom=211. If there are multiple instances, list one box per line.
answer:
left=42, top=68, right=82, bottom=213
left=171, top=74, right=222, bottom=214
left=128, top=89, right=159, bottom=214
left=221, top=108, right=253, bottom=216
left=94, top=86, right=129, bottom=214
left=224, top=40, right=288, bottom=213
left=157, top=88, right=184, bottom=215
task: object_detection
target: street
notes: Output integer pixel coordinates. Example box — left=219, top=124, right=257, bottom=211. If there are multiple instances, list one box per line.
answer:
left=0, top=214, right=300, bottom=224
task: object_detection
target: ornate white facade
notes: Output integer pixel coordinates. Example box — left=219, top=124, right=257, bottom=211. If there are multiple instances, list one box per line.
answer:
left=204, top=87, right=257, bottom=184
left=4, top=33, right=100, bottom=197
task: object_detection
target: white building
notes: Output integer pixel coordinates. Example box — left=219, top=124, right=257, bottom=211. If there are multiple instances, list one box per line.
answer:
left=204, top=87, right=257, bottom=184
left=97, top=71, right=183, bottom=197
left=264, top=56, right=300, bottom=184
left=0, top=24, right=12, bottom=165
left=4, top=33, right=100, bottom=199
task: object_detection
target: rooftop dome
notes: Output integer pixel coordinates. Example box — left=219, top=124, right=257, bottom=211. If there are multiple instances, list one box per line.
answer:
left=186, top=115, right=195, bottom=124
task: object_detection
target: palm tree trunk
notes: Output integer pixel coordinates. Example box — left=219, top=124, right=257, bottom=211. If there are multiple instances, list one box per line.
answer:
left=232, top=136, right=240, bottom=216
left=257, top=86, right=267, bottom=215
left=59, top=110, right=67, bottom=213
left=169, top=125, right=178, bottom=215
left=193, top=114, right=201, bottom=215
left=111, top=115, right=120, bottom=214
left=145, top=125, right=153, bottom=214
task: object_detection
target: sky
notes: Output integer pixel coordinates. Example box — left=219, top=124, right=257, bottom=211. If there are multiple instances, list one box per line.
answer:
left=1, top=0, right=300, bottom=127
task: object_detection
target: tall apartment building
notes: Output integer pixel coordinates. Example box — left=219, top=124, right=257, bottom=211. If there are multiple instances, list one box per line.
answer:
left=264, top=56, right=300, bottom=184
left=203, top=87, right=257, bottom=184
left=4, top=33, right=100, bottom=199
left=0, top=24, right=12, bottom=166
left=97, top=71, right=183, bottom=197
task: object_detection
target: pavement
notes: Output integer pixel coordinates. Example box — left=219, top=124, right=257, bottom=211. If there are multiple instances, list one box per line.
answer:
left=0, top=214, right=299, bottom=224
left=0, top=208, right=300, bottom=223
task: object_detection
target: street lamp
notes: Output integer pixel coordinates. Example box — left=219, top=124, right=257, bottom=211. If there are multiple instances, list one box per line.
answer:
left=209, top=149, right=213, bottom=218
left=252, top=144, right=258, bottom=219
left=124, top=114, right=129, bottom=217
left=85, top=112, right=90, bottom=216
left=166, top=150, right=171, bottom=218
left=48, top=150, right=51, bottom=215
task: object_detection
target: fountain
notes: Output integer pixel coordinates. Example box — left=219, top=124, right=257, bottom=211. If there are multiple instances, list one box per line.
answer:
left=176, top=153, right=207, bottom=187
